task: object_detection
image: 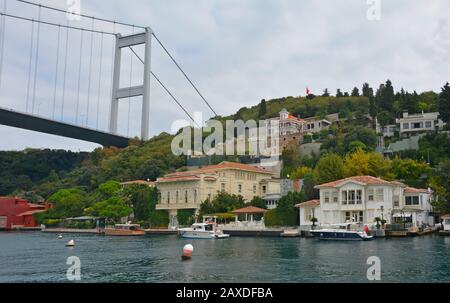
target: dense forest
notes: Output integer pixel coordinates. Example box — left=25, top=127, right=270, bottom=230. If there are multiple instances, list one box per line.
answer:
left=1, top=80, right=449, bottom=226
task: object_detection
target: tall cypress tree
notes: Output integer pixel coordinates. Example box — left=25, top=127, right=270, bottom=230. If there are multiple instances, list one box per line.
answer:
left=362, top=83, right=374, bottom=98
left=258, top=99, right=267, bottom=118
left=439, top=82, right=450, bottom=122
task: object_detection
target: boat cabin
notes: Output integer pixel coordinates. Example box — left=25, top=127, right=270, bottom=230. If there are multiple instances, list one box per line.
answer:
left=114, top=223, right=142, bottom=231
left=192, top=223, right=214, bottom=232
left=442, top=215, right=450, bottom=231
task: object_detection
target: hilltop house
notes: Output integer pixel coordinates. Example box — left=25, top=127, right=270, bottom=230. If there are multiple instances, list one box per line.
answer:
left=156, top=161, right=275, bottom=227
left=265, top=109, right=337, bottom=152
left=376, top=111, right=446, bottom=138
left=295, top=176, right=435, bottom=229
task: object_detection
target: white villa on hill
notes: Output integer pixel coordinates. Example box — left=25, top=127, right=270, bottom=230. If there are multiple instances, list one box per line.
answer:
left=376, top=111, right=446, bottom=138
left=296, top=176, right=435, bottom=229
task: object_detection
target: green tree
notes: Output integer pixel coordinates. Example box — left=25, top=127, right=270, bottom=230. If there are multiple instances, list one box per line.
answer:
left=264, top=191, right=305, bottom=227
left=258, top=99, right=267, bottom=118
left=362, top=83, right=374, bottom=98
left=314, top=153, right=344, bottom=183
left=438, top=82, right=450, bottom=123
left=351, top=87, right=360, bottom=97
left=44, top=188, right=89, bottom=219
left=199, top=192, right=245, bottom=216
left=336, top=89, right=344, bottom=98
left=89, top=197, right=132, bottom=222
left=249, top=196, right=267, bottom=209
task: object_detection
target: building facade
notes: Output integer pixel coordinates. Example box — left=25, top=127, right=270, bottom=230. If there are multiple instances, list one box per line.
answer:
left=0, top=197, right=51, bottom=230
left=295, top=176, right=435, bottom=229
left=156, top=162, right=274, bottom=227
left=396, top=111, right=445, bottom=137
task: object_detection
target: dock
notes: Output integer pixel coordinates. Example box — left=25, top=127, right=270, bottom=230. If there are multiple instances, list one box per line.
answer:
left=145, top=229, right=178, bottom=235
left=42, top=228, right=104, bottom=234
left=280, top=229, right=301, bottom=237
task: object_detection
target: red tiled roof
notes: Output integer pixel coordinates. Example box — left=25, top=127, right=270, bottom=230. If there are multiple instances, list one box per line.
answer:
left=121, top=180, right=155, bottom=186
left=232, top=206, right=268, bottom=214
left=17, top=209, right=48, bottom=216
left=287, top=114, right=305, bottom=122
left=295, top=200, right=320, bottom=208
left=316, top=176, right=393, bottom=188
left=160, top=161, right=272, bottom=179
left=404, top=187, right=429, bottom=194
left=157, top=175, right=200, bottom=183
left=441, top=214, right=450, bottom=219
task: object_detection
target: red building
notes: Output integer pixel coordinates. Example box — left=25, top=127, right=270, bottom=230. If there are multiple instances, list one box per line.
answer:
left=0, top=197, right=52, bottom=230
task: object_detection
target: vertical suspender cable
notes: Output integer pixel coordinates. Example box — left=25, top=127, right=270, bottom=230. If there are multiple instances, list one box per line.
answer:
left=127, top=25, right=135, bottom=137
left=31, top=5, right=41, bottom=114
left=52, top=25, right=61, bottom=120
left=26, top=20, right=35, bottom=113
left=0, top=0, right=7, bottom=91
left=61, top=22, right=69, bottom=121
left=96, top=32, right=104, bottom=130
left=75, top=29, right=84, bottom=124
left=85, top=17, right=94, bottom=127
left=108, top=22, right=116, bottom=131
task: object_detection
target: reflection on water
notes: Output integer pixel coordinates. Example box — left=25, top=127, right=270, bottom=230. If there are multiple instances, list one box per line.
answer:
left=0, top=232, right=449, bottom=282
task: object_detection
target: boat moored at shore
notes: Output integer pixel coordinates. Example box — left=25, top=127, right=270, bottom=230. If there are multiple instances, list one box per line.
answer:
left=104, top=223, right=145, bottom=236
left=310, top=223, right=374, bottom=241
left=178, top=217, right=230, bottom=239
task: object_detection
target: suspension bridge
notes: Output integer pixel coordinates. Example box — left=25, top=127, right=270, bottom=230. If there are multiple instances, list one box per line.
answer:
left=0, top=0, right=216, bottom=147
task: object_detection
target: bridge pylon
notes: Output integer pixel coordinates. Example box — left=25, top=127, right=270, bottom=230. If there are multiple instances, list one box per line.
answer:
left=109, top=27, right=152, bottom=140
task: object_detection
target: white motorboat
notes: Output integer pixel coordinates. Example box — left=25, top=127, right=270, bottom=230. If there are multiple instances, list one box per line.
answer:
left=178, top=222, right=230, bottom=239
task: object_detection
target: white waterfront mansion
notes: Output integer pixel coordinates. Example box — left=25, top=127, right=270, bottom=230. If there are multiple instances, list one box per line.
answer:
left=296, top=176, right=435, bottom=229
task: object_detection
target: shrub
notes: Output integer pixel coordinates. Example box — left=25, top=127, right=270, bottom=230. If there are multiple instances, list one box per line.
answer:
left=149, top=210, right=169, bottom=228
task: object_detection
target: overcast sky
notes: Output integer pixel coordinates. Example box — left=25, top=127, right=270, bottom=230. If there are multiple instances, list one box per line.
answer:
left=0, top=0, right=449, bottom=151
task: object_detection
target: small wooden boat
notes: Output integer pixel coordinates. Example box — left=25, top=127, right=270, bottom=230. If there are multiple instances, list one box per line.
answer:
left=104, top=223, right=145, bottom=236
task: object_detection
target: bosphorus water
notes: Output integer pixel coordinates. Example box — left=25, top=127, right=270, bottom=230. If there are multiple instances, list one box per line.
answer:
left=0, top=232, right=449, bottom=283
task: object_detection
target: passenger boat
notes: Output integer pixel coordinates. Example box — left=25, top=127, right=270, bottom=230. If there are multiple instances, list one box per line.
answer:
left=104, top=222, right=145, bottom=236
left=309, top=223, right=374, bottom=241
left=178, top=217, right=230, bottom=239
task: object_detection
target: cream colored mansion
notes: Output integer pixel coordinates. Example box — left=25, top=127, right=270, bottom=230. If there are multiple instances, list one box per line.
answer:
left=156, top=162, right=275, bottom=227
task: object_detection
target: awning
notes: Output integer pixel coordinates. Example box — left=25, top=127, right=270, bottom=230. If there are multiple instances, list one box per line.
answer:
left=393, top=212, right=413, bottom=218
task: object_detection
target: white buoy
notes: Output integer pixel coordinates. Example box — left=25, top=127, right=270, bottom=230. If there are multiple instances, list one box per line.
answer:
left=182, top=244, right=194, bottom=260
left=66, top=239, right=75, bottom=247
left=58, top=234, right=63, bottom=239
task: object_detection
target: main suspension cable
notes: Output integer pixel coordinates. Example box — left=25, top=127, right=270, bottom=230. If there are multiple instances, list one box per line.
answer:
left=129, top=46, right=200, bottom=128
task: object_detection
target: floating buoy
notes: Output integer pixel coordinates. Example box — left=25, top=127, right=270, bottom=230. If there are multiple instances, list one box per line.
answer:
left=66, top=239, right=75, bottom=247
left=182, top=244, right=194, bottom=260
left=58, top=234, right=63, bottom=239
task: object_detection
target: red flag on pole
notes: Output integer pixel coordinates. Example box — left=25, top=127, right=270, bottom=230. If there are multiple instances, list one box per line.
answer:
left=306, top=87, right=310, bottom=95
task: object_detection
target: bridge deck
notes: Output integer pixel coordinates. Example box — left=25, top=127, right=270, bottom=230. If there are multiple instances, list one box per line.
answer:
left=0, top=107, right=130, bottom=148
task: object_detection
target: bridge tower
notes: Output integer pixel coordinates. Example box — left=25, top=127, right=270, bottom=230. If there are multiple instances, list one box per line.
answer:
left=109, top=28, right=152, bottom=140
